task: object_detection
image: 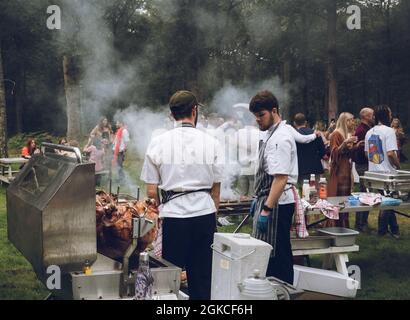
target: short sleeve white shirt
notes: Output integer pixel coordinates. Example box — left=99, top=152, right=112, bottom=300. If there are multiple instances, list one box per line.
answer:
left=141, top=125, right=224, bottom=218
left=262, top=122, right=299, bottom=204
left=365, top=124, right=398, bottom=173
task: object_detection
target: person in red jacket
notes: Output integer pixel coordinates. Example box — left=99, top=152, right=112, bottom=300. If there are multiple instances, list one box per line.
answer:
left=21, top=139, right=38, bottom=159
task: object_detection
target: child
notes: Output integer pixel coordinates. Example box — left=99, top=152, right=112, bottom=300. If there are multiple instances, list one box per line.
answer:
left=84, top=138, right=105, bottom=187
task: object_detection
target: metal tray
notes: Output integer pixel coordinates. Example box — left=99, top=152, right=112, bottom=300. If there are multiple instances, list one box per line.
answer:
left=318, top=228, right=359, bottom=247
left=291, top=236, right=333, bottom=250
left=363, top=170, right=410, bottom=181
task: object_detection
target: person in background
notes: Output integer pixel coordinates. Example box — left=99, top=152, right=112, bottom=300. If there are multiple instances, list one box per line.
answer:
left=366, top=106, right=401, bottom=239
left=112, top=119, right=130, bottom=184
left=327, top=113, right=359, bottom=228
left=58, top=138, right=68, bottom=146
left=325, top=118, right=337, bottom=140
left=353, top=107, right=374, bottom=232
left=315, top=121, right=330, bottom=172
left=293, top=113, right=326, bottom=185
left=236, top=116, right=260, bottom=199
left=90, top=117, right=114, bottom=167
left=84, top=137, right=105, bottom=187
left=21, top=139, right=39, bottom=159
left=90, top=117, right=113, bottom=144
left=391, top=118, right=407, bottom=163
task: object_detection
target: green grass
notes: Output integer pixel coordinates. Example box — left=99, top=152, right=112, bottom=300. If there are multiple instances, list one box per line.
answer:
left=0, top=188, right=48, bottom=300
left=219, top=212, right=410, bottom=300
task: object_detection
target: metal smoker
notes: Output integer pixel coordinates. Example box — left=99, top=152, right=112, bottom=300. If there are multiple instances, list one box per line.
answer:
left=7, top=143, right=183, bottom=300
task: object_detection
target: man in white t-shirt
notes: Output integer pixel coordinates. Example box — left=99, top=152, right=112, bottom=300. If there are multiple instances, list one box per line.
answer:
left=141, top=91, right=224, bottom=300
left=365, top=105, right=401, bottom=238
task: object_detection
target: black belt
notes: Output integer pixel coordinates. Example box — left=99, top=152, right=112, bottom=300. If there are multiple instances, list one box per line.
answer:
left=161, top=189, right=212, bottom=204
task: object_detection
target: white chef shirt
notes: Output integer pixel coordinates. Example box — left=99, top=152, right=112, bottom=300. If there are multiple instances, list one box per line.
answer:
left=237, top=126, right=260, bottom=176
left=284, top=121, right=317, bottom=144
left=365, top=124, right=398, bottom=173
left=261, top=121, right=299, bottom=205
left=141, top=125, right=224, bottom=218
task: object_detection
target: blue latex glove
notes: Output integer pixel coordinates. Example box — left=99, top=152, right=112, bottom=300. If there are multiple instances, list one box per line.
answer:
left=249, top=198, right=257, bottom=217
left=257, top=215, right=269, bottom=234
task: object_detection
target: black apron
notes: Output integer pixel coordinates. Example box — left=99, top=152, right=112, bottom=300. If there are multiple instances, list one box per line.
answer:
left=252, top=124, right=280, bottom=257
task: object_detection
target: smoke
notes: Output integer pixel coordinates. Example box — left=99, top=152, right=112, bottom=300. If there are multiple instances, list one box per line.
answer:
left=209, top=77, right=290, bottom=117
left=55, top=0, right=291, bottom=200
left=113, top=106, right=170, bottom=157
left=59, top=0, right=142, bottom=130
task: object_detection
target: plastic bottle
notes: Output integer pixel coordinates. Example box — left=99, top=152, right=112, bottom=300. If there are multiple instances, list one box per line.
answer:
left=135, top=252, right=154, bottom=300
left=309, top=175, right=318, bottom=204
left=302, top=180, right=310, bottom=201
left=83, top=260, right=92, bottom=276
left=309, top=174, right=316, bottom=188
left=319, top=177, right=328, bottom=200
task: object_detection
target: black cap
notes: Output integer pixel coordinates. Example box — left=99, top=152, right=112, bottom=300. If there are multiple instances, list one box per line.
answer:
left=169, top=90, right=203, bottom=111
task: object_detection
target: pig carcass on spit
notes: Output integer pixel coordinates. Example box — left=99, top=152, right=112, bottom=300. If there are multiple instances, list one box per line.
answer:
left=96, top=191, right=159, bottom=262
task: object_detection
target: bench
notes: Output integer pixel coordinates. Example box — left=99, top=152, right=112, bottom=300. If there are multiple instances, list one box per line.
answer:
left=0, top=158, right=29, bottom=185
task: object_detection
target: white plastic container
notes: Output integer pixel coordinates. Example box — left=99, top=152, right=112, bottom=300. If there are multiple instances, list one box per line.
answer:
left=211, top=233, right=272, bottom=300
left=293, top=265, right=359, bottom=298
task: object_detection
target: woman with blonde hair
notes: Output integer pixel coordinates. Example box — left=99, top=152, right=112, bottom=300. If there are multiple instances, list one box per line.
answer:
left=327, top=112, right=360, bottom=228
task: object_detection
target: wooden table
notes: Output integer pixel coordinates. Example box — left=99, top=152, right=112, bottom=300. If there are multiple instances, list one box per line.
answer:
left=0, top=157, right=29, bottom=185
left=293, top=245, right=360, bottom=277
left=306, top=196, right=410, bottom=228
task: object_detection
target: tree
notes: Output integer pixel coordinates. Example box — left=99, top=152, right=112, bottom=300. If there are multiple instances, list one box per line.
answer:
left=0, top=44, right=8, bottom=157
left=63, top=55, right=82, bottom=142
left=326, top=0, right=338, bottom=121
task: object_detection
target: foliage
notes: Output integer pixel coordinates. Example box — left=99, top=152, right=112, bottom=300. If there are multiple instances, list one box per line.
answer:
left=0, top=0, right=409, bottom=136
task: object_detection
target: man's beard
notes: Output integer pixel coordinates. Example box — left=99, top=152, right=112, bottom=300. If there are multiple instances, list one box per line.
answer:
left=260, top=114, right=275, bottom=131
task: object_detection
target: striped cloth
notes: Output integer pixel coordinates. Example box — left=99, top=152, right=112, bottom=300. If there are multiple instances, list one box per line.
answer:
left=290, top=187, right=309, bottom=238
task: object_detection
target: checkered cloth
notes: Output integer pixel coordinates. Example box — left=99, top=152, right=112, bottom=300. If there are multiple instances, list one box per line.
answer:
left=290, top=187, right=309, bottom=238
left=153, top=219, right=163, bottom=258
left=312, top=199, right=340, bottom=220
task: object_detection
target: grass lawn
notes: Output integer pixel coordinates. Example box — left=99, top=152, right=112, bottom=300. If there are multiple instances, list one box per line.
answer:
left=0, top=142, right=409, bottom=300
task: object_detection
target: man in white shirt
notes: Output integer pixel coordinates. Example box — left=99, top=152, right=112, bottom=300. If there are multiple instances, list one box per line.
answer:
left=365, top=105, right=401, bottom=239
left=249, top=90, right=299, bottom=284
left=141, top=90, right=224, bottom=300
left=112, top=119, right=130, bottom=183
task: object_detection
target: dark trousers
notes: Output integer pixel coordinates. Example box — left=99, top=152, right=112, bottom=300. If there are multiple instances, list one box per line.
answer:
left=117, top=151, right=125, bottom=182
left=378, top=210, right=399, bottom=235
left=266, top=203, right=295, bottom=285
left=162, top=213, right=216, bottom=300
left=355, top=164, right=369, bottom=230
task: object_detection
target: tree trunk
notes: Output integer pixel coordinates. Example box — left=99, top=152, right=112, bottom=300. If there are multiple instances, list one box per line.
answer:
left=63, top=55, right=82, bottom=142
left=15, top=63, right=24, bottom=133
left=301, top=12, right=309, bottom=117
left=0, top=44, right=8, bottom=158
left=282, top=57, right=291, bottom=121
left=384, top=0, right=393, bottom=108
left=326, top=0, right=338, bottom=122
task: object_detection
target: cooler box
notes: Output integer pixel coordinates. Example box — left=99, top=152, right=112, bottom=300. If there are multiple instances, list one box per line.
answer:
left=293, top=265, right=359, bottom=298
left=211, top=233, right=272, bottom=300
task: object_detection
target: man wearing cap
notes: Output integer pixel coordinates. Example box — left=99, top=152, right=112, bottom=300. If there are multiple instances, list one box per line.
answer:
left=141, top=90, right=224, bottom=300
left=248, top=90, right=299, bottom=284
